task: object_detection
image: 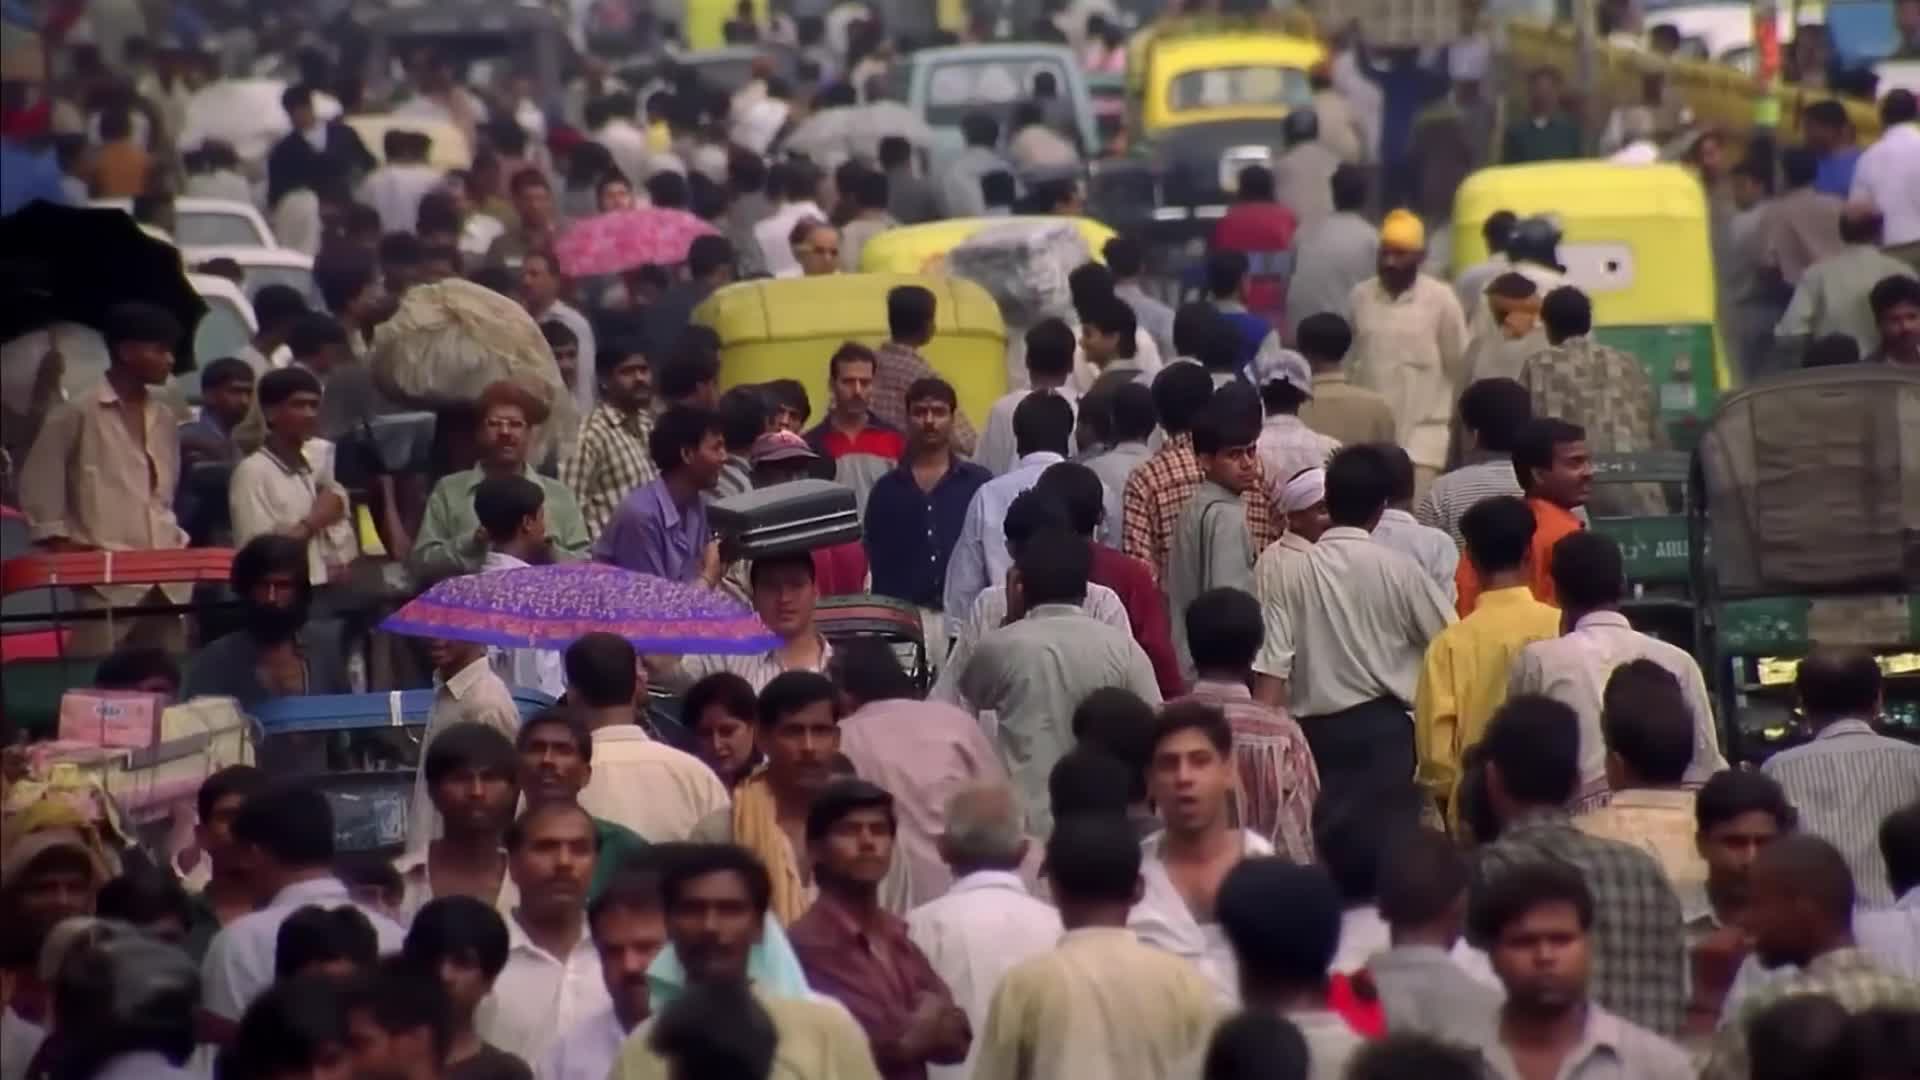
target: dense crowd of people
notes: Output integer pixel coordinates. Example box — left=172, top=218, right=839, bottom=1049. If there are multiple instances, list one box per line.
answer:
left=5, top=2, right=1920, bottom=1079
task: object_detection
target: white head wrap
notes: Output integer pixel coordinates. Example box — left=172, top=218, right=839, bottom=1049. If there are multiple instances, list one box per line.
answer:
left=1274, top=467, right=1327, bottom=514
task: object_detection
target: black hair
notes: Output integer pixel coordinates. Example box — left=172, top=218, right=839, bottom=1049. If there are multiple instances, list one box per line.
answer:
left=1049, top=745, right=1139, bottom=818
left=804, top=777, right=895, bottom=845
left=1796, top=646, right=1884, bottom=719
left=1206, top=250, right=1248, bottom=299
left=1201, top=1011, right=1310, bottom=1080
left=1185, top=587, right=1264, bottom=675
left=1855, top=1006, right=1920, bottom=1080
left=828, top=341, right=876, bottom=383
left=656, top=345, right=722, bottom=401
left=1071, top=684, right=1156, bottom=780
left=1153, top=700, right=1234, bottom=758
left=416, top=190, right=461, bottom=237
left=516, top=705, right=593, bottom=763
left=1746, top=994, right=1864, bottom=1080
left=196, top=355, right=255, bottom=394
left=1870, top=273, right=1920, bottom=320
left=747, top=550, right=816, bottom=590
left=660, top=843, right=773, bottom=918
left=1083, top=295, right=1138, bottom=359
left=1102, top=236, right=1144, bottom=279
left=833, top=636, right=916, bottom=706
left=504, top=799, right=595, bottom=854
left=1012, top=390, right=1075, bottom=459
left=780, top=160, right=820, bottom=203
left=904, top=376, right=958, bottom=414
left=232, top=533, right=311, bottom=602
left=541, top=320, right=578, bottom=351
left=1109, top=381, right=1157, bottom=442
left=762, top=377, right=810, bottom=423
left=1377, top=828, right=1469, bottom=928
left=1346, top=1034, right=1489, bottom=1080
left=1481, top=695, right=1582, bottom=807
left=649, top=404, right=723, bottom=476
left=1881, top=88, right=1917, bottom=127
left=1600, top=660, right=1693, bottom=785
left=1014, top=526, right=1092, bottom=607
left=1548, top=531, right=1625, bottom=611
left=1323, top=444, right=1395, bottom=527
left=981, top=170, right=1018, bottom=209
left=1511, top=417, right=1585, bottom=494
left=96, top=867, right=191, bottom=930
left=1780, top=146, right=1820, bottom=189
left=378, top=231, right=423, bottom=270
left=589, top=862, right=666, bottom=929
left=887, top=284, right=937, bottom=342
left=233, top=783, right=335, bottom=868
left=94, top=644, right=181, bottom=693
left=1880, top=801, right=1920, bottom=898
left=756, top=670, right=838, bottom=730
left=961, top=111, right=1000, bottom=147
left=563, top=631, right=639, bottom=708
left=403, top=895, right=510, bottom=980
left=1024, top=318, right=1077, bottom=379
left=1482, top=210, right=1520, bottom=254
left=650, top=978, right=778, bottom=1079
left=1468, top=858, right=1594, bottom=945
left=1695, top=768, right=1797, bottom=833
left=716, top=386, right=769, bottom=454
left=195, top=764, right=267, bottom=825
left=340, top=957, right=454, bottom=1062
left=1190, top=382, right=1262, bottom=455
left=1236, top=164, right=1275, bottom=201
left=256, top=366, right=323, bottom=411
left=1458, top=377, right=1532, bottom=452
left=1314, top=782, right=1428, bottom=904
left=315, top=252, right=377, bottom=314
left=1045, top=813, right=1143, bottom=905
left=282, top=84, right=315, bottom=113
left=683, top=672, right=757, bottom=731
left=1461, top=496, right=1536, bottom=576
left=1216, top=858, right=1343, bottom=986
left=472, top=473, right=544, bottom=545
left=595, top=340, right=647, bottom=379
left=645, top=170, right=690, bottom=210
left=288, top=313, right=349, bottom=359
left=275, top=904, right=377, bottom=979
left=1151, top=360, right=1214, bottom=436
left=222, top=975, right=349, bottom=1079
left=1803, top=333, right=1862, bottom=369
left=848, top=168, right=888, bottom=212
left=1295, top=313, right=1352, bottom=366
left=104, top=301, right=182, bottom=352
left=1755, top=833, right=1857, bottom=923
left=1330, top=165, right=1367, bottom=213
left=1068, top=262, right=1116, bottom=313
left=1035, top=462, right=1105, bottom=538
left=422, top=721, right=520, bottom=789
left=688, top=234, right=735, bottom=279
left=878, top=135, right=913, bottom=168
left=1173, top=302, right=1218, bottom=359
left=1541, top=286, right=1594, bottom=341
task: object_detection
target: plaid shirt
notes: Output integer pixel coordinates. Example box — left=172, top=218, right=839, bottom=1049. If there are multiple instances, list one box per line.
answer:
left=1121, top=434, right=1280, bottom=582
left=872, top=341, right=978, bottom=457
left=559, top=403, right=657, bottom=541
left=1176, top=679, right=1319, bottom=863
left=1703, top=948, right=1920, bottom=1080
left=1472, top=809, right=1688, bottom=1036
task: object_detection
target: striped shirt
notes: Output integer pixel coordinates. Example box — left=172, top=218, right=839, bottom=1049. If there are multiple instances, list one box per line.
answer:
left=1175, top=680, right=1319, bottom=863
left=560, top=403, right=656, bottom=541
left=1414, top=457, right=1523, bottom=547
left=1761, top=718, right=1920, bottom=906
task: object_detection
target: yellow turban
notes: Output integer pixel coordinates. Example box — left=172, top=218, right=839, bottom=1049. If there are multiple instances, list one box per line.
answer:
left=1380, top=209, right=1427, bottom=251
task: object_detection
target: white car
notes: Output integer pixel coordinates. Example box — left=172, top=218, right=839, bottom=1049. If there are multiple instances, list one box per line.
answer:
left=88, top=196, right=278, bottom=255
left=1643, top=0, right=1827, bottom=69
left=186, top=246, right=321, bottom=310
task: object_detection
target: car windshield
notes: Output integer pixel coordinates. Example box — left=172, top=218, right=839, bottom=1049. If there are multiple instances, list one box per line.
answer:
left=176, top=211, right=265, bottom=249
left=923, top=59, right=1072, bottom=127
left=1166, top=66, right=1312, bottom=112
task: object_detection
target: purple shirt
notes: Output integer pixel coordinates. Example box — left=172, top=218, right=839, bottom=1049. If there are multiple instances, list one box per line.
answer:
left=592, top=477, right=708, bottom=582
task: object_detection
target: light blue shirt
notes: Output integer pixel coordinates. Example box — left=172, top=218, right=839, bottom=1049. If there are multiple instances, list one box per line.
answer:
left=201, top=877, right=406, bottom=1021
left=942, top=451, right=1067, bottom=621
left=1082, top=441, right=1153, bottom=549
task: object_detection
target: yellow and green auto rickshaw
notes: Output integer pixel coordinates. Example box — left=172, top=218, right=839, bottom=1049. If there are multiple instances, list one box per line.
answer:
left=857, top=216, right=1119, bottom=275
left=1452, top=162, right=1731, bottom=449
left=693, top=272, right=1008, bottom=426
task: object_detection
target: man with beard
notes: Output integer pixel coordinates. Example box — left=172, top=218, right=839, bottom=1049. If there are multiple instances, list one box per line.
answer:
left=409, top=638, right=521, bottom=853
left=181, top=534, right=351, bottom=713
left=412, top=381, right=591, bottom=583
left=474, top=474, right=565, bottom=697
left=788, top=779, right=971, bottom=1079
left=1345, top=211, right=1469, bottom=502
left=394, top=723, right=522, bottom=925
left=559, top=343, right=657, bottom=543
left=610, top=844, right=881, bottom=1080
left=477, top=802, right=607, bottom=1066
left=1469, top=860, right=1692, bottom=1080
left=0, top=827, right=107, bottom=1079
left=864, top=377, right=992, bottom=615
left=541, top=865, right=670, bottom=1080
left=513, top=708, right=649, bottom=901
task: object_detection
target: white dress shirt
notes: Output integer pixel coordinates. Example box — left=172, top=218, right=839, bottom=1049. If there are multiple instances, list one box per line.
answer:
left=677, top=634, right=836, bottom=694
left=593, top=119, right=652, bottom=187
left=1850, top=123, right=1920, bottom=246
left=201, top=877, right=406, bottom=1021
left=357, top=163, right=445, bottom=234
left=577, top=723, right=732, bottom=843
left=1252, top=526, right=1456, bottom=718
left=906, top=870, right=1064, bottom=1080
left=1370, top=508, right=1459, bottom=602
left=753, top=199, right=825, bottom=278
left=229, top=439, right=359, bottom=587
left=477, top=914, right=612, bottom=1067
left=973, top=388, right=1079, bottom=478
left=480, top=551, right=567, bottom=698
left=1509, top=611, right=1727, bottom=798
left=1130, top=829, right=1273, bottom=1005
left=943, top=450, right=1070, bottom=620
left=537, top=1004, right=628, bottom=1080
left=1856, top=886, right=1920, bottom=978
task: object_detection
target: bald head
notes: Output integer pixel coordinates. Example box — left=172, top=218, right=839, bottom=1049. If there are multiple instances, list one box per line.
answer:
left=940, top=784, right=1028, bottom=872
left=1795, top=646, right=1882, bottom=723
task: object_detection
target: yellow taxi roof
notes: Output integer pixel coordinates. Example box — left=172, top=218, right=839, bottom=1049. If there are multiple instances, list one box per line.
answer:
left=1454, top=162, right=1710, bottom=226
left=1148, top=33, right=1325, bottom=77
left=858, top=216, right=1118, bottom=274
left=697, top=272, right=1005, bottom=346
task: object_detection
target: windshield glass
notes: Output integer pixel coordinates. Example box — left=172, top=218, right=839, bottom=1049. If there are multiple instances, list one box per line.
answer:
left=177, top=211, right=266, bottom=249
left=923, top=58, right=1073, bottom=127
left=1166, top=66, right=1312, bottom=112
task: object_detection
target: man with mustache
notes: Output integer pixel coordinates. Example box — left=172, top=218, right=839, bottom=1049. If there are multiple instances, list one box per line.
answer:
left=512, top=706, right=648, bottom=900
left=540, top=863, right=670, bottom=1080
left=788, top=779, right=970, bottom=1080
left=476, top=801, right=607, bottom=1066
left=180, top=534, right=352, bottom=716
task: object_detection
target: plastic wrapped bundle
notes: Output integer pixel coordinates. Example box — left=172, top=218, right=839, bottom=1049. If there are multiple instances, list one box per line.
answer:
left=368, top=278, right=576, bottom=435
left=946, top=220, right=1090, bottom=330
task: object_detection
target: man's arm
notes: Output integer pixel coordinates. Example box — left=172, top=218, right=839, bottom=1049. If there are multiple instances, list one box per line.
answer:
left=542, top=483, right=593, bottom=561
left=1250, top=557, right=1296, bottom=707
left=19, top=401, right=79, bottom=546
left=1119, top=469, right=1157, bottom=573
left=1413, top=637, right=1461, bottom=799
left=942, top=499, right=989, bottom=624
left=407, top=482, right=481, bottom=581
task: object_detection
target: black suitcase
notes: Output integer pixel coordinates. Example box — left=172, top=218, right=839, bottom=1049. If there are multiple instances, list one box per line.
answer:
left=709, top=479, right=862, bottom=559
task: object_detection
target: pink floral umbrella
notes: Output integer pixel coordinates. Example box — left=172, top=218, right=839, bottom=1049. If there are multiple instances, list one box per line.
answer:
left=553, top=207, right=720, bottom=277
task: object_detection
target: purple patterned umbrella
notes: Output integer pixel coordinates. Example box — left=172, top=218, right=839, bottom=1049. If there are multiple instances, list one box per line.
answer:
left=381, top=563, right=778, bottom=654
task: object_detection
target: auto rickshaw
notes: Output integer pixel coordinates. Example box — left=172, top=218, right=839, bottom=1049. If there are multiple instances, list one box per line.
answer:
left=1451, top=162, right=1731, bottom=449
left=858, top=216, right=1118, bottom=275
left=692, top=273, right=1008, bottom=429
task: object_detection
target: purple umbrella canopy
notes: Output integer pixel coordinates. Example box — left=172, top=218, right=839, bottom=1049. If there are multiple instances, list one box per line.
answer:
left=381, top=563, right=778, bottom=654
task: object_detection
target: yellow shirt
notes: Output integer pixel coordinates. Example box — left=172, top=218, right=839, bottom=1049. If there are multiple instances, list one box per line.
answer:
left=1413, top=585, right=1562, bottom=800
left=610, top=988, right=880, bottom=1080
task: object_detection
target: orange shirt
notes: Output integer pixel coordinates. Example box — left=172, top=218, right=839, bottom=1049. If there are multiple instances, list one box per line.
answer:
left=84, top=140, right=151, bottom=198
left=1455, top=497, right=1584, bottom=615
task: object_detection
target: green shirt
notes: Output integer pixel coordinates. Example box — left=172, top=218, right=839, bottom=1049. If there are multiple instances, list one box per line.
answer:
left=590, top=816, right=649, bottom=900
left=1502, top=114, right=1583, bottom=164
left=409, top=466, right=591, bottom=582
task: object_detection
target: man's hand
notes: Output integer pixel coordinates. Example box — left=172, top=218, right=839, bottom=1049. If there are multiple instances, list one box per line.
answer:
left=698, top=537, right=724, bottom=587
left=307, top=488, right=347, bottom=530
left=1002, top=566, right=1026, bottom=624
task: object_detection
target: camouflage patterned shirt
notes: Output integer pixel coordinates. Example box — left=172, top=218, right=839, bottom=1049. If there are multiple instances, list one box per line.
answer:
left=1519, top=335, right=1665, bottom=454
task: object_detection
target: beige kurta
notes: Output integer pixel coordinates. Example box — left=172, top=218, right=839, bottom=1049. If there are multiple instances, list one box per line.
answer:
left=1346, top=275, right=1471, bottom=471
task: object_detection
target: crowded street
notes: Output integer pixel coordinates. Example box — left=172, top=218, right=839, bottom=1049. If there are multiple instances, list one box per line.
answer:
left=1, top=0, right=1919, bottom=1077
